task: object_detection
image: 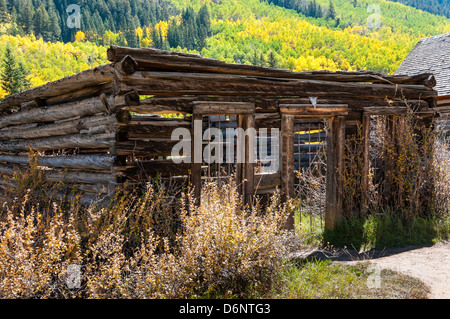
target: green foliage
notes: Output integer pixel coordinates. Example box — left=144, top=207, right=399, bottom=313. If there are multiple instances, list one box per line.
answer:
left=388, top=0, right=450, bottom=19
left=0, top=44, right=31, bottom=96
left=276, top=259, right=429, bottom=299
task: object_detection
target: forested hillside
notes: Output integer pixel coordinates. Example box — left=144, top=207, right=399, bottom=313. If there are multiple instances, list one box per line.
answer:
left=388, top=0, right=450, bottom=19
left=0, top=0, right=449, bottom=99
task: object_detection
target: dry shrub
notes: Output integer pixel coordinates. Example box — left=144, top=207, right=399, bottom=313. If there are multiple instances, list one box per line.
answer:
left=0, top=192, right=82, bottom=299
left=0, top=178, right=292, bottom=299
left=367, top=111, right=448, bottom=217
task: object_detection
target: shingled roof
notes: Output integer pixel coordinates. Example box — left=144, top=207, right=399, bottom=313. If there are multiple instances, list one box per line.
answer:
left=395, top=33, right=450, bottom=96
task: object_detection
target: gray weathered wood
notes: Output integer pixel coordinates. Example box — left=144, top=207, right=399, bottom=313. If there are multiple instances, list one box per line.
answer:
left=0, top=133, right=115, bottom=152
left=0, top=154, right=115, bottom=170
left=193, top=102, right=255, bottom=115
left=0, top=64, right=114, bottom=111
left=0, top=95, right=111, bottom=129
left=114, top=71, right=436, bottom=99
left=281, top=114, right=295, bottom=230
left=0, top=114, right=124, bottom=141
left=107, top=46, right=437, bottom=87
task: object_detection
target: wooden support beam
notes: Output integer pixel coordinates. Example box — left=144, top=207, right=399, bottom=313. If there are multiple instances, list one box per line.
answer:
left=364, top=106, right=408, bottom=115
left=193, top=102, right=255, bottom=115
left=113, top=71, right=436, bottom=99
left=325, top=116, right=345, bottom=231
left=281, top=114, right=295, bottom=230
left=362, top=115, right=371, bottom=212
left=280, top=104, right=349, bottom=117
left=243, top=114, right=255, bottom=206
left=191, top=113, right=203, bottom=205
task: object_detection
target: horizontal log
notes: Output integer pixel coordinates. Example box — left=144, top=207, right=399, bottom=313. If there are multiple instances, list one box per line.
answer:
left=119, top=160, right=191, bottom=178
left=193, top=102, right=255, bottom=115
left=127, top=96, right=429, bottom=115
left=45, top=170, right=118, bottom=185
left=0, top=113, right=126, bottom=141
left=280, top=105, right=349, bottom=116
left=0, top=164, right=119, bottom=185
left=0, top=95, right=111, bottom=129
left=0, top=64, right=115, bottom=111
left=126, top=120, right=191, bottom=138
left=114, top=71, right=436, bottom=99
left=0, top=154, right=116, bottom=170
left=364, top=106, right=408, bottom=115
left=0, top=133, right=116, bottom=153
left=115, top=139, right=179, bottom=156
left=45, top=82, right=113, bottom=107
left=107, top=46, right=436, bottom=87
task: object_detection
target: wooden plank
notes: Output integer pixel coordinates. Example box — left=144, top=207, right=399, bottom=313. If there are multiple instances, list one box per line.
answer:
left=280, top=104, right=349, bottom=116
left=362, top=115, right=371, bottom=212
left=325, top=116, right=345, bottom=231
left=244, top=114, right=255, bottom=205
left=193, top=102, right=255, bottom=115
left=281, top=114, right=295, bottom=230
left=254, top=172, right=281, bottom=190
left=114, top=71, right=436, bottom=99
left=364, top=106, right=408, bottom=115
left=191, top=113, right=203, bottom=205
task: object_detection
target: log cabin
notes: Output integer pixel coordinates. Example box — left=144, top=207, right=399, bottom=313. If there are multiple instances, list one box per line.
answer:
left=0, top=46, right=440, bottom=230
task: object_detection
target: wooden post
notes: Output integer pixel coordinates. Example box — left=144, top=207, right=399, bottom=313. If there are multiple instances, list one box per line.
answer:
left=236, top=115, right=245, bottom=197
left=244, top=114, right=255, bottom=206
left=325, top=116, right=345, bottom=231
left=281, top=114, right=295, bottom=230
left=191, top=113, right=203, bottom=205
left=362, top=114, right=371, bottom=212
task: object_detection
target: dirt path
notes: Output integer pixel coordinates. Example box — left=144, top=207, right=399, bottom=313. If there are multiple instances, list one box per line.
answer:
left=295, top=240, right=449, bottom=299
left=367, top=241, right=449, bottom=299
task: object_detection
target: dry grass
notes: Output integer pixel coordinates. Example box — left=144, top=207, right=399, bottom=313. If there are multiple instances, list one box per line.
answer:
left=0, top=178, right=295, bottom=299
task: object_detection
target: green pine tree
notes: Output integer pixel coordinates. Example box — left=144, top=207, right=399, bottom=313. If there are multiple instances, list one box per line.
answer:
left=0, top=0, right=8, bottom=23
left=267, top=50, right=278, bottom=68
left=1, top=45, right=31, bottom=96
left=327, top=1, right=337, bottom=20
